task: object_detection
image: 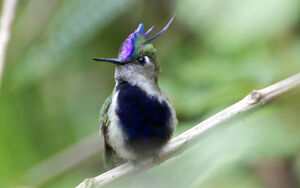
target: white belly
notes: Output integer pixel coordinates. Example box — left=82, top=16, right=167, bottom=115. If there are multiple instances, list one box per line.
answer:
left=106, top=91, right=137, bottom=160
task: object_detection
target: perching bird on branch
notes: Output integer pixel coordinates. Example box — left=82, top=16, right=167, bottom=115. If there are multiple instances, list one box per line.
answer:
left=94, top=15, right=177, bottom=167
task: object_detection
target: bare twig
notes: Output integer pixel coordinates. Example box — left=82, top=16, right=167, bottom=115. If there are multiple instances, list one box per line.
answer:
left=0, top=0, right=18, bottom=88
left=76, top=73, right=300, bottom=188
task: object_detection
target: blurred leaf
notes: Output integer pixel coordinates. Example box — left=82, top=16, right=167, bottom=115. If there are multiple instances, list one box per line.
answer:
left=175, top=0, right=300, bottom=52
left=9, top=0, right=137, bottom=90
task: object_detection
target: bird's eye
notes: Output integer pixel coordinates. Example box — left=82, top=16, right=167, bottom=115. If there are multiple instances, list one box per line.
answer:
left=137, top=56, right=146, bottom=65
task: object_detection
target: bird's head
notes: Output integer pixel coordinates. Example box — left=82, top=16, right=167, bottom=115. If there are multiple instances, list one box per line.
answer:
left=93, top=15, right=175, bottom=83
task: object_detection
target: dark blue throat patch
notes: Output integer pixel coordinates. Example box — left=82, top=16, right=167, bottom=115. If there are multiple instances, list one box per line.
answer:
left=116, top=81, right=172, bottom=154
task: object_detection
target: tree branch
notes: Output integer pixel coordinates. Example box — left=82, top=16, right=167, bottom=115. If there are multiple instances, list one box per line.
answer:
left=76, top=73, right=300, bottom=188
left=0, top=0, right=18, bottom=89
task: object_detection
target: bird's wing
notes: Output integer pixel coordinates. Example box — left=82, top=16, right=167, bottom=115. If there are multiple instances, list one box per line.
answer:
left=99, top=95, right=112, bottom=127
left=99, top=95, right=113, bottom=168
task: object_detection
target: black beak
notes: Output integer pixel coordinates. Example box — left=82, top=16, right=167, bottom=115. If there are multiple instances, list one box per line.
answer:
left=92, top=58, right=130, bottom=65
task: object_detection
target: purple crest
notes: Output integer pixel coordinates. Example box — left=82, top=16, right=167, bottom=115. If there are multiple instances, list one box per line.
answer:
left=118, top=14, right=175, bottom=62
left=118, top=23, right=155, bottom=61
left=119, top=24, right=144, bottom=61
left=118, top=32, right=136, bottom=61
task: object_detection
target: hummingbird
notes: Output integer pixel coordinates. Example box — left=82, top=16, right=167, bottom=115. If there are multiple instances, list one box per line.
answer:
left=94, top=15, right=177, bottom=167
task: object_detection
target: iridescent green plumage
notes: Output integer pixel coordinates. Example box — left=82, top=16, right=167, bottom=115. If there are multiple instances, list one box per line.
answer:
left=99, top=95, right=113, bottom=167
left=138, top=44, right=160, bottom=71
left=99, top=95, right=112, bottom=127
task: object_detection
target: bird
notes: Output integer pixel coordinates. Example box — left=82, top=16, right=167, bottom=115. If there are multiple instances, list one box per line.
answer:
left=93, top=15, right=178, bottom=168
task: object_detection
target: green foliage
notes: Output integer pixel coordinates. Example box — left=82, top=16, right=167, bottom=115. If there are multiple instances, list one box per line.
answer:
left=1, top=0, right=300, bottom=187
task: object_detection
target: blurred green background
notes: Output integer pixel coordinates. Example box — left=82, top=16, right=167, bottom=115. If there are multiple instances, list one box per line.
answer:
left=1, top=0, right=300, bottom=187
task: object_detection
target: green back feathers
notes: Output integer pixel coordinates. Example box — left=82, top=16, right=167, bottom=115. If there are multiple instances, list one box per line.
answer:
left=99, top=95, right=112, bottom=127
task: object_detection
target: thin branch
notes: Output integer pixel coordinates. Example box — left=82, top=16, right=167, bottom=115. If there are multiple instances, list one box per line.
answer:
left=0, top=0, right=18, bottom=88
left=76, top=73, right=300, bottom=188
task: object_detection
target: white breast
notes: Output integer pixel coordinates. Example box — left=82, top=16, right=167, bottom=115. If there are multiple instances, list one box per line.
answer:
left=106, top=82, right=178, bottom=160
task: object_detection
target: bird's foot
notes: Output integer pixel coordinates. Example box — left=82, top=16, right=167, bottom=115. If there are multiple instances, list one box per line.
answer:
left=129, top=160, right=142, bottom=172
left=152, top=153, right=160, bottom=163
